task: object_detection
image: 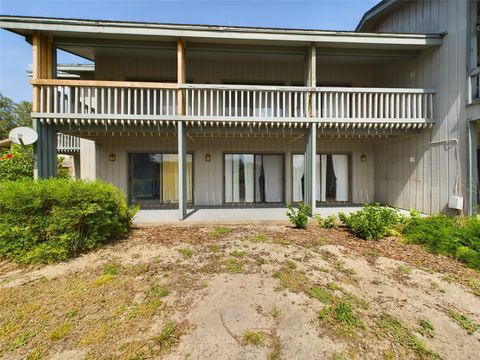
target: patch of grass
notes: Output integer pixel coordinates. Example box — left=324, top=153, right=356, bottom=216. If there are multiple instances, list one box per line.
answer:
left=92, top=273, right=115, bottom=287
left=273, top=267, right=307, bottom=293
left=48, top=321, right=72, bottom=341
left=418, top=319, right=435, bottom=338
left=318, top=301, right=362, bottom=336
left=248, top=233, right=269, bottom=243
left=156, top=321, right=180, bottom=351
left=256, top=258, right=267, bottom=266
left=179, top=248, right=193, bottom=259
left=307, top=286, right=335, bottom=304
left=208, top=226, right=231, bottom=237
left=242, top=330, right=264, bottom=346
left=230, top=250, right=247, bottom=258
left=398, top=264, right=412, bottom=275
left=330, top=352, right=348, bottom=360
left=326, top=282, right=343, bottom=292
left=65, top=309, right=77, bottom=318
left=286, top=260, right=297, bottom=269
left=377, top=313, right=438, bottom=358
left=209, top=244, right=220, bottom=253
left=225, top=258, right=243, bottom=273
left=26, top=347, right=45, bottom=360
left=104, top=263, right=120, bottom=276
left=444, top=309, right=480, bottom=335
left=128, top=299, right=162, bottom=320
left=269, top=306, right=281, bottom=321
left=467, top=277, right=480, bottom=297
left=146, top=284, right=169, bottom=299
left=268, top=351, right=281, bottom=360
left=7, top=330, right=37, bottom=351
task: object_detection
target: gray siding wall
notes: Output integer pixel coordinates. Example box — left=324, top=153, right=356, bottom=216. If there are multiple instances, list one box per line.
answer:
left=369, top=0, right=470, bottom=213
left=93, top=135, right=375, bottom=206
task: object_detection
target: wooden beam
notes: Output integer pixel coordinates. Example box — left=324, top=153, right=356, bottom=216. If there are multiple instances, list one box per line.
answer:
left=177, top=38, right=186, bottom=116
left=177, top=121, right=187, bottom=220
left=30, top=78, right=179, bottom=89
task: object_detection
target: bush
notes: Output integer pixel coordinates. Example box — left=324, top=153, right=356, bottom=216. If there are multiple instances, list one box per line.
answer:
left=286, top=203, right=310, bottom=229
left=0, top=144, right=33, bottom=181
left=402, top=215, right=480, bottom=270
left=0, top=179, right=136, bottom=264
left=340, top=204, right=402, bottom=240
left=316, top=214, right=337, bottom=229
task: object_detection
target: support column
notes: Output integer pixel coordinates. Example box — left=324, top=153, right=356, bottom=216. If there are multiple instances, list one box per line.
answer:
left=32, top=32, right=56, bottom=179
left=304, top=126, right=317, bottom=214
left=177, top=38, right=187, bottom=220
left=33, top=119, right=57, bottom=178
left=178, top=121, right=187, bottom=220
left=468, top=120, right=478, bottom=215
left=304, top=43, right=316, bottom=215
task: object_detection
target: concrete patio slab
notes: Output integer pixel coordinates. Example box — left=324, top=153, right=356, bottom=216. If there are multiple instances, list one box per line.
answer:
left=133, top=206, right=373, bottom=225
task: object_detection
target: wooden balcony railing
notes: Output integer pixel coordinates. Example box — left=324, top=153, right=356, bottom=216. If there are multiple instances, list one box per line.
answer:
left=57, top=133, right=80, bottom=152
left=468, top=67, right=480, bottom=104
left=31, top=79, right=435, bottom=124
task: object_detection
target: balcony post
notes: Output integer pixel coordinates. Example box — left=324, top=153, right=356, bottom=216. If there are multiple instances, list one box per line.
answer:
left=32, top=32, right=57, bottom=179
left=468, top=120, right=478, bottom=215
left=304, top=43, right=317, bottom=215
left=177, top=38, right=187, bottom=220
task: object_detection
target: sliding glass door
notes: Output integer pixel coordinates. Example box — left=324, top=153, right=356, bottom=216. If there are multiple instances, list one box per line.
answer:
left=130, top=153, right=192, bottom=205
left=292, top=154, right=350, bottom=203
left=225, top=154, right=284, bottom=204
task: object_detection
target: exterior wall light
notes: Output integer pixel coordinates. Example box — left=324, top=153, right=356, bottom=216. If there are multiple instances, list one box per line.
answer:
left=360, top=154, right=367, bottom=162
left=205, top=154, right=211, bottom=162
left=109, top=153, right=116, bottom=162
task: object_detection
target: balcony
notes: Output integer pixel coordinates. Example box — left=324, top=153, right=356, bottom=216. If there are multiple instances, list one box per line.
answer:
left=57, top=133, right=80, bottom=153
left=468, top=67, right=480, bottom=104
left=31, top=79, right=435, bottom=129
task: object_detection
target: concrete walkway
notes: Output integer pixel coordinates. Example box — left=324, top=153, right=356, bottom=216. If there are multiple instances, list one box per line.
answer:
left=133, top=206, right=368, bottom=225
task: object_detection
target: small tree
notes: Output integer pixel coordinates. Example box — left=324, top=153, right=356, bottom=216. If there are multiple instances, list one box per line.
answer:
left=0, top=93, right=32, bottom=139
left=286, top=203, right=310, bottom=229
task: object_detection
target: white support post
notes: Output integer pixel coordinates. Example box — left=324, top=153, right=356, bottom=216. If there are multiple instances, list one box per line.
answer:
left=468, top=120, right=478, bottom=215
left=178, top=121, right=187, bottom=220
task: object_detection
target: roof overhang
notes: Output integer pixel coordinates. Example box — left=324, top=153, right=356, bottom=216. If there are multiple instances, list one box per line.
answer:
left=1, top=15, right=442, bottom=54
left=356, top=0, right=401, bottom=32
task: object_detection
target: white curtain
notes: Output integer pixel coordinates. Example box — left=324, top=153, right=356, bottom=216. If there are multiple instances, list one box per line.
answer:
left=320, top=154, right=327, bottom=202
left=332, top=154, right=349, bottom=201
left=225, top=155, right=233, bottom=202
left=244, top=155, right=255, bottom=202
left=292, top=155, right=304, bottom=202
left=232, top=155, right=240, bottom=202
left=263, top=155, right=283, bottom=202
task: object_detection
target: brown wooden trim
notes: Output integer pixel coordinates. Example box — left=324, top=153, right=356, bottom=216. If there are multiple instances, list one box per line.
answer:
left=30, top=79, right=180, bottom=89
left=177, top=38, right=186, bottom=116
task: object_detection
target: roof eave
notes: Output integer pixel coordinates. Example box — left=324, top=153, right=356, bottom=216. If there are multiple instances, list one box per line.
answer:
left=356, top=0, right=398, bottom=32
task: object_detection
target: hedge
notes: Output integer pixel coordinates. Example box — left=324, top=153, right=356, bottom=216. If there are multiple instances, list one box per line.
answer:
left=0, top=179, right=136, bottom=264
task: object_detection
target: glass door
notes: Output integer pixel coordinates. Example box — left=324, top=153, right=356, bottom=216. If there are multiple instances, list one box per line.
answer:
left=129, top=153, right=193, bottom=205
left=225, top=154, right=284, bottom=204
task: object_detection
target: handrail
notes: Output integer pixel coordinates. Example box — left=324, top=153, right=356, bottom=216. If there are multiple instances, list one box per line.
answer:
left=31, top=79, right=179, bottom=89
left=31, top=78, right=435, bottom=94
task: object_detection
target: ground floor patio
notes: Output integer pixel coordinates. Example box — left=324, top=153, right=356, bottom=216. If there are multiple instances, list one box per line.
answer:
left=133, top=206, right=413, bottom=224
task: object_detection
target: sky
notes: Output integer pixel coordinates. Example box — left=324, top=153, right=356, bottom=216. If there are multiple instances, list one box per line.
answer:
left=0, top=0, right=379, bottom=102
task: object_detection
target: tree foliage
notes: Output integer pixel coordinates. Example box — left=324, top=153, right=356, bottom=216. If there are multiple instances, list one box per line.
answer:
left=0, top=93, right=32, bottom=139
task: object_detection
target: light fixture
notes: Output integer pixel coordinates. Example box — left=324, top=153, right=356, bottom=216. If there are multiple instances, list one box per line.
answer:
left=360, top=154, right=367, bottom=162
left=109, top=153, right=116, bottom=162
left=205, top=154, right=211, bottom=162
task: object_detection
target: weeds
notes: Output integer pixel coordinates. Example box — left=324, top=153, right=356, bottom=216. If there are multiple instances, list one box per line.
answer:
left=377, top=313, right=437, bottom=358
left=156, top=321, right=180, bottom=351
left=242, top=330, right=264, bottom=346
left=179, top=248, right=193, bottom=259
left=418, top=319, right=435, bottom=338
left=307, top=286, right=335, bottom=304
left=209, top=244, right=220, bottom=253
left=208, top=226, right=231, bottom=237
left=444, top=309, right=480, bottom=335
left=319, top=301, right=362, bottom=336
left=273, top=267, right=307, bottom=293
left=48, top=321, right=71, bottom=341
left=398, top=265, right=412, bottom=275
left=316, top=214, right=338, bottom=229
left=286, top=203, right=310, bottom=229
left=225, top=258, right=243, bottom=273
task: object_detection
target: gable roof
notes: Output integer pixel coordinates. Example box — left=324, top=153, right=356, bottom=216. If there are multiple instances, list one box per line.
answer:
left=356, top=0, right=403, bottom=32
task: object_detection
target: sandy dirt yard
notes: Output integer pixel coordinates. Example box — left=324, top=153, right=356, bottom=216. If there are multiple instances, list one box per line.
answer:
left=0, top=223, right=480, bottom=360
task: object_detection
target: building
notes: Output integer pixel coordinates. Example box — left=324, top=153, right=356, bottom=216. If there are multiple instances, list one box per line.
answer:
left=0, top=0, right=478, bottom=220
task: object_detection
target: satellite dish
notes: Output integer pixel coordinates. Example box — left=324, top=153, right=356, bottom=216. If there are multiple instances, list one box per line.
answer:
left=9, top=127, right=38, bottom=146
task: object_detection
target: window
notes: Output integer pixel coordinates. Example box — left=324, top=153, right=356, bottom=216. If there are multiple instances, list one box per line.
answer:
left=292, top=154, right=350, bottom=203
left=225, top=154, right=284, bottom=203
left=129, top=153, right=193, bottom=205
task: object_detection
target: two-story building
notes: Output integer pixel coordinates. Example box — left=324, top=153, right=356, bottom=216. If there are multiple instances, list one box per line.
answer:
left=0, top=0, right=478, bottom=219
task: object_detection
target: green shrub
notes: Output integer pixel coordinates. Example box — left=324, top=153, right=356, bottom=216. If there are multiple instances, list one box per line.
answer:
left=0, top=144, right=33, bottom=181
left=0, top=179, right=136, bottom=264
left=402, top=215, right=480, bottom=270
left=286, top=203, right=310, bottom=229
left=340, top=204, right=402, bottom=240
left=316, top=214, right=337, bottom=229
